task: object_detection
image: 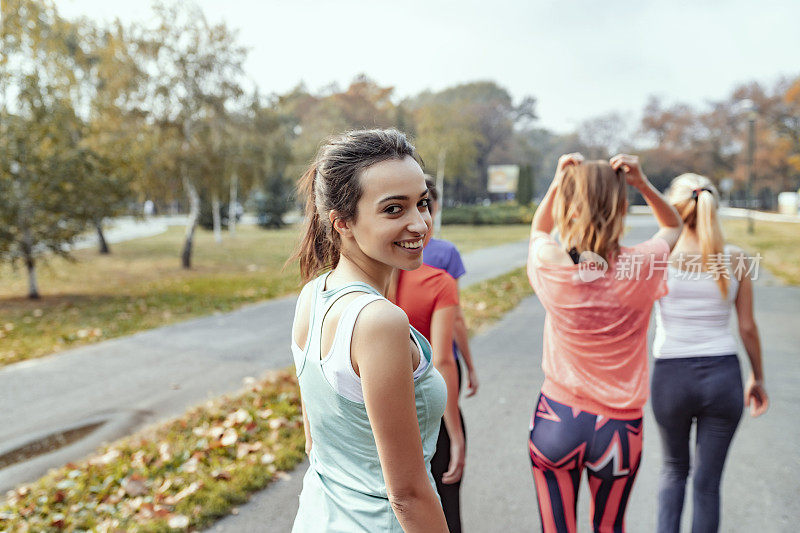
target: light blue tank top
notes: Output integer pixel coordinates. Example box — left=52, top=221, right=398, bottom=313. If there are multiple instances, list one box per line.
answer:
left=291, top=272, right=447, bottom=532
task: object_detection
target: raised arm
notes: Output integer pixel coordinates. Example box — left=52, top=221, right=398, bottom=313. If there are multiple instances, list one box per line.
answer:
left=610, top=153, right=682, bottom=250
left=731, top=247, right=769, bottom=417
left=532, top=153, right=584, bottom=235
left=430, top=304, right=464, bottom=483
left=353, top=302, right=449, bottom=532
left=530, top=153, right=583, bottom=266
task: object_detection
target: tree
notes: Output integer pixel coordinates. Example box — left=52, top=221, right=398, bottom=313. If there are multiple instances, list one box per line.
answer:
left=578, top=112, right=629, bottom=160
left=138, top=1, right=245, bottom=268
left=408, top=99, right=480, bottom=203
left=249, top=93, right=294, bottom=228
left=0, top=0, right=102, bottom=297
left=516, top=164, right=534, bottom=206
left=405, top=81, right=536, bottom=201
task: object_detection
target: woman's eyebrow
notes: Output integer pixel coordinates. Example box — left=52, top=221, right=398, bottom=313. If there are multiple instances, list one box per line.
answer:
left=377, top=194, right=409, bottom=203
left=377, top=191, right=428, bottom=204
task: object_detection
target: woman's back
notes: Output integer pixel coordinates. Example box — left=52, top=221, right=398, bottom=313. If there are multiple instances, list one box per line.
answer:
left=291, top=273, right=446, bottom=532
left=654, top=245, right=739, bottom=358
left=528, top=234, right=671, bottom=418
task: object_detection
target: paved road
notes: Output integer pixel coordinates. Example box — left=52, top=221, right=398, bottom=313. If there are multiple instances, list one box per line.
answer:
left=214, top=220, right=799, bottom=532
left=0, top=238, right=529, bottom=493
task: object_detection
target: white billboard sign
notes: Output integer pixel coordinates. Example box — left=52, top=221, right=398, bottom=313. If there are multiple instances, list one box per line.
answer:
left=487, top=165, right=520, bottom=193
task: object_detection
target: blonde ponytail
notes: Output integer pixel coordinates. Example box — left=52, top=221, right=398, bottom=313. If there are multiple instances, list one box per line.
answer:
left=667, top=174, right=729, bottom=298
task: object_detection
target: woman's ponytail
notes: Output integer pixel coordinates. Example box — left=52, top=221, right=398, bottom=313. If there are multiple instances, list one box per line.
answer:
left=667, top=173, right=729, bottom=298
left=695, top=189, right=729, bottom=298
left=294, top=163, right=334, bottom=282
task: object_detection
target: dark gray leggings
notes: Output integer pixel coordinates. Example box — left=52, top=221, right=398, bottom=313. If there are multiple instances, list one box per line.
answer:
left=651, top=355, right=743, bottom=533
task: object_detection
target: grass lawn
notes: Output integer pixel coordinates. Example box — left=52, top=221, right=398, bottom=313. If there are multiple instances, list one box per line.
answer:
left=439, top=223, right=529, bottom=254
left=0, top=223, right=531, bottom=367
left=721, top=219, right=800, bottom=285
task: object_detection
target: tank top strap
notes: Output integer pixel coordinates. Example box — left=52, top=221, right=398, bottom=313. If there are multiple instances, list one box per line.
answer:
left=316, top=272, right=382, bottom=318
left=312, top=274, right=384, bottom=364
left=321, top=293, right=387, bottom=397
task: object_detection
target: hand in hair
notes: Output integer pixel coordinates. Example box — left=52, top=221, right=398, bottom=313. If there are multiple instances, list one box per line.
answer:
left=610, top=154, right=646, bottom=189
left=554, top=152, right=584, bottom=185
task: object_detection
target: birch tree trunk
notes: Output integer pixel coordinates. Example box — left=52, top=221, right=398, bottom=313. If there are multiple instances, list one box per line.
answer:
left=181, top=172, right=200, bottom=269
left=211, top=191, right=222, bottom=244
left=181, top=124, right=201, bottom=269
left=95, top=220, right=110, bottom=254
left=22, top=227, right=39, bottom=299
left=228, top=170, right=238, bottom=236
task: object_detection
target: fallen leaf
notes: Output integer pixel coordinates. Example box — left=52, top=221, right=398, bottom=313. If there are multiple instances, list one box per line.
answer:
left=260, top=452, right=275, bottom=465
left=123, top=478, right=147, bottom=497
left=167, top=514, right=190, bottom=528
left=163, top=482, right=201, bottom=505
left=220, top=428, right=238, bottom=446
left=179, top=456, right=199, bottom=473
left=211, top=469, right=231, bottom=480
left=91, top=448, right=121, bottom=466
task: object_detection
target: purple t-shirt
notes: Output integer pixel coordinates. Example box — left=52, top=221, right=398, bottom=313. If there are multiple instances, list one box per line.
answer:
left=423, top=238, right=466, bottom=280
left=423, top=238, right=466, bottom=362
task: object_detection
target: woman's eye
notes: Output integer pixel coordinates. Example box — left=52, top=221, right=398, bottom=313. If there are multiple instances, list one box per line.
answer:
left=418, top=198, right=430, bottom=209
left=385, top=205, right=401, bottom=215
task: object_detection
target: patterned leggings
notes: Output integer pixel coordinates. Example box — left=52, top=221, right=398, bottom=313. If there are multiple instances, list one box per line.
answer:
left=528, top=394, right=643, bottom=533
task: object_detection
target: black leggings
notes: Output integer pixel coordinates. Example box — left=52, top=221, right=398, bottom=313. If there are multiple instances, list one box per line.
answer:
left=651, top=355, right=743, bottom=533
left=431, top=357, right=464, bottom=533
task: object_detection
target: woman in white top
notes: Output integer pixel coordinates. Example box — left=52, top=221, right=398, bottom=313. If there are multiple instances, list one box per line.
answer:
left=651, top=173, right=769, bottom=533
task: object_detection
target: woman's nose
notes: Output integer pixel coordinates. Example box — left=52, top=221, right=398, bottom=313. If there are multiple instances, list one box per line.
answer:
left=408, top=208, right=431, bottom=235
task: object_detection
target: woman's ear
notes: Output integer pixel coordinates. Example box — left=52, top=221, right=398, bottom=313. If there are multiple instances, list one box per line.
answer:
left=329, top=211, right=352, bottom=237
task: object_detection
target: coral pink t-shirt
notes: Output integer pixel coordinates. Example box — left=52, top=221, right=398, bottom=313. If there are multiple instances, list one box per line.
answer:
left=527, top=233, right=670, bottom=419
left=395, top=264, right=459, bottom=341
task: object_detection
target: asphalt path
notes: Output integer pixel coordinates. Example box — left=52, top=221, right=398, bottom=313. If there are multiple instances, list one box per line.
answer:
left=0, top=236, right=530, bottom=493
left=214, top=219, right=798, bottom=532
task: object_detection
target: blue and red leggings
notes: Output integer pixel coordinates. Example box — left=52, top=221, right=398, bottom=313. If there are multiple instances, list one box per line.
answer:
left=529, top=394, right=643, bottom=533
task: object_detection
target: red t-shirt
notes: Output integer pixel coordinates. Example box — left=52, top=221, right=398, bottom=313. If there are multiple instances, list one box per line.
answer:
left=394, top=264, right=459, bottom=341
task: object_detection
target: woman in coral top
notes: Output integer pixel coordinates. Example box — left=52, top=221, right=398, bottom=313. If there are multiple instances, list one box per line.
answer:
left=390, top=226, right=466, bottom=532
left=526, top=153, right=682, bottom=533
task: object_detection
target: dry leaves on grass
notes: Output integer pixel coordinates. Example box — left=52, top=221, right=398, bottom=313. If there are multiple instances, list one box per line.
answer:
left=0, top=370, right=305, bottom=532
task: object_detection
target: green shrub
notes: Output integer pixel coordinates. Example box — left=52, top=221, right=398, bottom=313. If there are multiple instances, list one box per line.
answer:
left=441, top=202, right=535, bottom=225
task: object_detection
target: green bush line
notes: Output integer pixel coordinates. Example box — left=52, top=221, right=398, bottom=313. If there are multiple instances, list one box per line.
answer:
left=441, top=203, right=534, bottom=226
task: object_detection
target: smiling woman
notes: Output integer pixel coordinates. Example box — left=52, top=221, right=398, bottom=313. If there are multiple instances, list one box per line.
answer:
left=288, top=129, right=449, bottom=533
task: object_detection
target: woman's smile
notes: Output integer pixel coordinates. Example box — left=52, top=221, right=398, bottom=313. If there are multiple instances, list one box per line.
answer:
left=395, top=238, right=424, bottom=251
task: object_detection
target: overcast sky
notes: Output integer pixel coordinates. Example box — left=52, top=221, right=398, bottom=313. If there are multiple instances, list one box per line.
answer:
left=57, top=0, right=800, bottom=134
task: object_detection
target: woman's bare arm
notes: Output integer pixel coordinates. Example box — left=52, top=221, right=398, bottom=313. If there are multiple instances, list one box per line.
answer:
left=610, top=154, right=682, bottom=250
left=452, top=305, right=478, bottom=396
left=353, top=301, right=448, bottom=532
left=732, top=247, right=769, bottom=417
left=530, top=153, right=583, bottom=266
left=430, top=305, right=464, bottom=484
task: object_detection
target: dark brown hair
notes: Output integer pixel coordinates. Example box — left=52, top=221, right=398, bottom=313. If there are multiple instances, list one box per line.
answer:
left=425, top=176, right=439, bottom=215
left=293, top=129, right=420, bottom=281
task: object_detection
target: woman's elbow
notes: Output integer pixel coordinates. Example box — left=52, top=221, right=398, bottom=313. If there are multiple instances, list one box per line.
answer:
left=739, top=320, right=759, bottom=339
left=387, top=483, right=428, bottom=513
